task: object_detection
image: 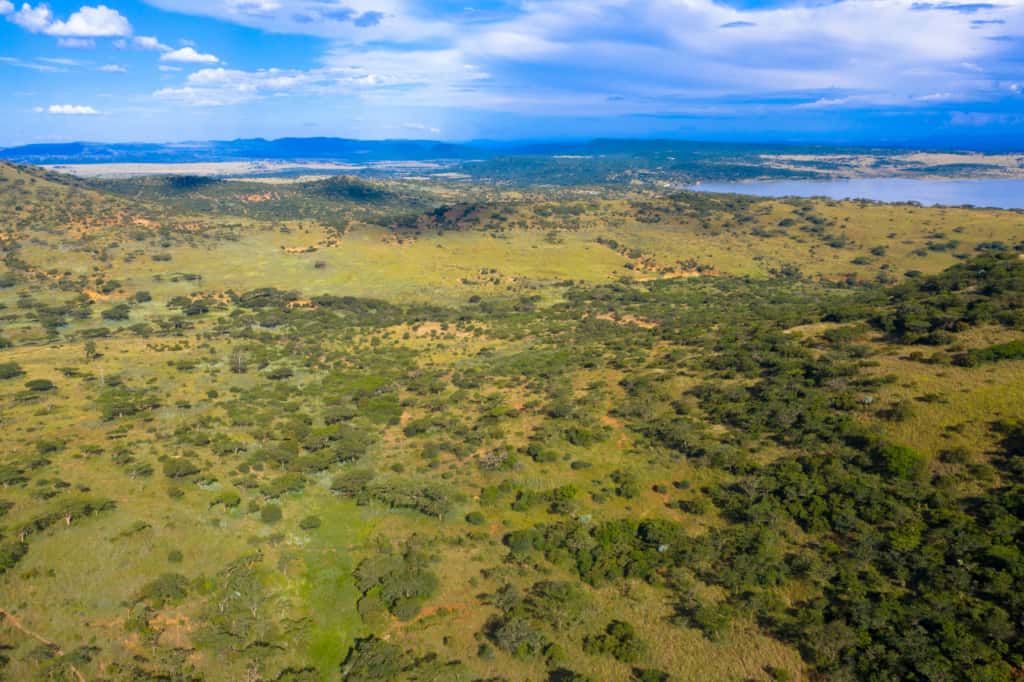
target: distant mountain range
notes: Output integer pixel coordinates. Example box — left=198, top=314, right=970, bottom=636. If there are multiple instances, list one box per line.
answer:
left=0, top=137, right=890, bottom=165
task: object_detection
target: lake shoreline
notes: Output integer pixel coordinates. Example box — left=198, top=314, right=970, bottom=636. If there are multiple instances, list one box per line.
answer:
left=689, top=177, right=1024, bottom=210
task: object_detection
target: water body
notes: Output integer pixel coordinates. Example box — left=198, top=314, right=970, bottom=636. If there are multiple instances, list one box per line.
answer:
left=689, top=177, right=1024, bottom=210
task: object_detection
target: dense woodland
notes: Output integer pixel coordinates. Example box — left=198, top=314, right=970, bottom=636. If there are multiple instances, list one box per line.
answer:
left=0, top=161, right=1022, bottom=681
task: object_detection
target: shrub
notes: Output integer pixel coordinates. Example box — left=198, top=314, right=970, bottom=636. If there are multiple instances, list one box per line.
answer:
left=876, top=443, right=928, bottom=480
left=24, top=379, right=56, bottom=392
left=692, top=604, right=733, bottom=641
left=0, top=541, right=28, bottom=574
left=0, top=362, right=23, bottom=380
left=135, top=573, right=189, bottom=608
left=611, top=470, right=641, bottom=498
left=955, top=339, right=1024, bottom=367
left=162, top=458, right=200, bottom=479
left=340, top=636, right=406, bottom=682
left=331, top=469, right=375, bottom=496
left=101, top=304, right=131, bottom=321
left=266, top=366, right=294, bottom=380
left=582, top=620, right=646, bottom=663
left=486, top=614, right=548, bottom=659
left=633, top=670, right=671, bottom=682
left=260, top=503, right=283, bottom=524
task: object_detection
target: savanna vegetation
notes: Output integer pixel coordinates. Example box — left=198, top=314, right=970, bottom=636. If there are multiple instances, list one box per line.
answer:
left=0, top=160, right=1022, bottom=681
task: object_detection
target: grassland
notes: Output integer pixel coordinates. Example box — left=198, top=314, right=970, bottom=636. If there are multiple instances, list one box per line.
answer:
left=0, top=162, right=1022, bottom=681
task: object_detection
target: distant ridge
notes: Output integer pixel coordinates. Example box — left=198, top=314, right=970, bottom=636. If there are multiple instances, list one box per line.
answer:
left=0, top=137, right=891, bottom=166
left=0, top=137, right=481, bottom=165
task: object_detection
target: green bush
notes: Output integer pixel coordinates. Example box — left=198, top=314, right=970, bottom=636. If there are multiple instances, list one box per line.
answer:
left=876, top=443, right=928, bottom=480
left=0, top=541, right=28, bottom=575
left=582, top=620, right=646, bottom=663
left=24, top=379, right=55, bottom=392
left=135, top=573, right=189, bottom=608
left=265, top=366, right=294, bottom=380
left=0, top=362, right=23, bottom=380
left=260, top=503, right=283, bottom=524
left=340, top=636, right=406, bottom=682
left=299, top=515, right=321, bottom=530
left=101, top=304, right=131, bottom=321
left=162, top=458, right=200, bottom=479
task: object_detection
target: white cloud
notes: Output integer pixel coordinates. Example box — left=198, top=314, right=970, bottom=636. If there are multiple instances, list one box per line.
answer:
left=160, top=46, right=219, bottom=63
left=98, top=63, right=126, bottom=72
left=158, top=64, right=181, bottom=72
left=155, top=66, right=323, bottom=105
left=152, top=55, right=483, bottom=107
left=0, top=1, right=13, bottom=15
left=142, top=0, right=1024, bottom=120
left=9, top=3, right=53, bottom=32
left=46, top=4, right=131, bottom=37
left=134, top=35, right=171, bottom=51
left=6, top=3, right=131, bottom=38
left=42, top=104, right=100, bottom=115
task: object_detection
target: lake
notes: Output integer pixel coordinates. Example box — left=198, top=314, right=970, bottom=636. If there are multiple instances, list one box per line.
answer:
left=689, top=177, right=1024, bottom=210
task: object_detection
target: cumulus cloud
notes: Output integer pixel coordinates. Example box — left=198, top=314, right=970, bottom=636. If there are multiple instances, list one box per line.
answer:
left=7, top=3, right=132, bottom=37
left=8, top=3, right=53, bottom=32
left=134, top=35, right=171, bottom=51
left=153, top=49, right=491, bottom=107
left=46, top=4, right=131, bottom=36
left=0, top=1, right=13, bottom=15
left=155, top=66, right=331, bottom=105
left=98, top=63, right=126, bottom=72
left=160, top=46, right=219, bottom=63
left=38, top=104, right=100, bottom=114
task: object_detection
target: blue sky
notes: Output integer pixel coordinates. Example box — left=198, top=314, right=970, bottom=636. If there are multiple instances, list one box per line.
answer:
left=1, top=0, right=1023, bottom=147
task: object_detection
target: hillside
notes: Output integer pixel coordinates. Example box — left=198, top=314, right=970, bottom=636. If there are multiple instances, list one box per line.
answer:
left=0, top=164, right=1022, bottom=681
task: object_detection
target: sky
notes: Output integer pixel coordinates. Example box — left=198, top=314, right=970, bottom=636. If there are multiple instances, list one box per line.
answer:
left=1, top=0, right=1023, bottom=147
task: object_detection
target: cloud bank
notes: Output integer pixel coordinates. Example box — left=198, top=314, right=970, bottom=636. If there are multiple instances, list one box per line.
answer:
left=142, top=0, right=1024, bottom=118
